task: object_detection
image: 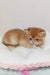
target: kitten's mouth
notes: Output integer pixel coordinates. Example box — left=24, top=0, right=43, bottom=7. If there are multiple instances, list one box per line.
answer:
left=30, top=42, right=34, bottom=45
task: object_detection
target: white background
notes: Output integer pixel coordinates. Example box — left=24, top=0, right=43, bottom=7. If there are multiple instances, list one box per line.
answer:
left=0, top=0, right=50, bottom=33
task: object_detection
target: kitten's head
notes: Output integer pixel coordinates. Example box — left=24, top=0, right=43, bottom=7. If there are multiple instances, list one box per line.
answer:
left=24, top=27, right=46, bottom=45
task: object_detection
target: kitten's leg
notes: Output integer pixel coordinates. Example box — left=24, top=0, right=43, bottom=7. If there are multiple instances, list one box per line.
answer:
left=36, top=41, right=44, bottom=48
left=7, top=46, right=15, bottom=50
left=24, top=43, right=33, bottom=48
left=20, top=41, right=33, bottom=48
left=7, top=43, right=19, bottom=50
left=36, top=43, right=43, bottom=48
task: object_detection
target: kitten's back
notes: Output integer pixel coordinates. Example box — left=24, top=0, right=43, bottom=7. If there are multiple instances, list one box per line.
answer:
left=2, top=29, right=25, bottom=45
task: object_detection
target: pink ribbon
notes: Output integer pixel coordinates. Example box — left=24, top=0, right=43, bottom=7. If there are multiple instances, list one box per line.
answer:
left=21, top=70, right=29, bottom=75
left=18, top=70, right=29, bottom=75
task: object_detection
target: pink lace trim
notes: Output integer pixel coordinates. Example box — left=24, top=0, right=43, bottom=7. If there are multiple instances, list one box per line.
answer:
left=0, top=62, right=50, bottom=70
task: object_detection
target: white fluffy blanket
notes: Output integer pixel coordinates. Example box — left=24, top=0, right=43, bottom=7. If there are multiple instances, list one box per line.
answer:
left=0, top=32, right=50, bottom=70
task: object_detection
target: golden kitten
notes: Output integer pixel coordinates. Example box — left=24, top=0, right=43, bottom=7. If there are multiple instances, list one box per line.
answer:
left=24, top=27, right=46, bottom=47
left=2, top=29, right=33, bottom=50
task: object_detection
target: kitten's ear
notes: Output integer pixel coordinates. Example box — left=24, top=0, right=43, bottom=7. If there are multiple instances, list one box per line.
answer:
left=28, top=28, right=31, bottom=30
left=24, top=29, right=28, bottom=34
left=40, top=30, right=46, bottom=37
left=24, top=28, right=31, bottom=34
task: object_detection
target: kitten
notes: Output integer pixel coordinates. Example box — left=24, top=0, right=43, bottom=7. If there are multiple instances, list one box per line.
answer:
left=2, top=29, right=33, bottom=50
left=24, top=27, right=46, bottom=47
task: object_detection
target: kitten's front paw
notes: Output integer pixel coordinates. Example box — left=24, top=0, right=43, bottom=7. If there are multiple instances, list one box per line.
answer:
left=26, top=44, right=33, bottom=48
left=36, top=45, right=43, bottom=48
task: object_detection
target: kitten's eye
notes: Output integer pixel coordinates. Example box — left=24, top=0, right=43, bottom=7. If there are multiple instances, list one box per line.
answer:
left=29, top=38, right=32, bottom=40
left=35, top=38, right=39, bottom=41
